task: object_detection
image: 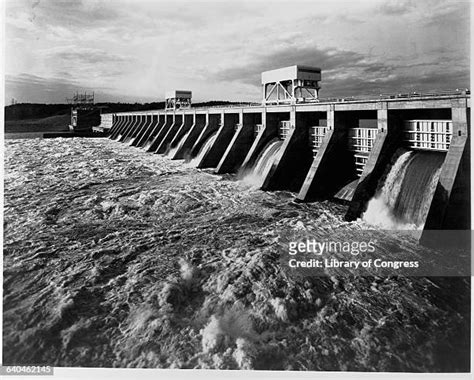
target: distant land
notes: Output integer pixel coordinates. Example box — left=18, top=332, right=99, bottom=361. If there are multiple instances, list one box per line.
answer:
left=4, top=101, right=249, bottom=133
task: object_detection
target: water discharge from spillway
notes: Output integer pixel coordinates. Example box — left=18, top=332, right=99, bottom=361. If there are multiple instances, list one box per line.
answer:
left=4, top=138, right=469, bottom=370
left=187, top=132, right=218, bottom=167
left=167, top=131, right=188, bottom=159
left=362, top=148, right=444, bottom=229
left=241, top=139, right=283, bottom=188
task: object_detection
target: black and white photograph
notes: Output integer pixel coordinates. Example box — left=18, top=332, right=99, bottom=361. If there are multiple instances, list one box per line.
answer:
left=2, top=0, right=472, bottom=379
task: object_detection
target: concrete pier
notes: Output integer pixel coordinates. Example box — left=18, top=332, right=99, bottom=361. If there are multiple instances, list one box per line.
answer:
left=168, top=113, right=195, bottom=156
left=173, top=113, right=207, bottom=159
left=239, top=112, right=283, bottom=172
left=297, top=108, right=357, bottom=201
left=147, top=113, right=175, bottom=152
left=143, top=113, right=167, bottom=152
left=137, top=114, right=161, bottom=148
left=112, top=115, right=133, bottom=140
left=131, top=114, right=153, bottom=147
left=118, top=115, right=139, bottom=142
left=189, top=113, right=221, bottom=159
left=155, top=113, right=183, bottom=154
left=423, top=102, right=471, bottom=232
left=197, top=112, right=239, bottom=168
left=124, top=115, right=147, bottom=145
left=344, top=109, right=403, bottom=220
left=262, top=111, right=317, bottom=192
left=109, top=115, right=125, bottom=137
left=216, top=112, right=261, bottom=174
left=119, top=114, right=138, bottom=143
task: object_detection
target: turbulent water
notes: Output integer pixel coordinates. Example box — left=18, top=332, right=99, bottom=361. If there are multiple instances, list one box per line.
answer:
left=3, top=138, right=469, bottom=371
left=241, top=139, right=283, bottom=187
left=363, top=149, right=444, bottom=229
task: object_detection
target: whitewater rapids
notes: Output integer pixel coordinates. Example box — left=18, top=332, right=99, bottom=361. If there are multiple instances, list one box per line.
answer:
left=3, top=138, right=469, bottom=371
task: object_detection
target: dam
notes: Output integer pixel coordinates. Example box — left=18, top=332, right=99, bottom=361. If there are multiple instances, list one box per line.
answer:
left=100, top=65, right=471, bottom=240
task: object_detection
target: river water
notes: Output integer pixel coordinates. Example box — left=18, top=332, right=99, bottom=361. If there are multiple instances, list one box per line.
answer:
left=3, top=137, right=470, bottom=371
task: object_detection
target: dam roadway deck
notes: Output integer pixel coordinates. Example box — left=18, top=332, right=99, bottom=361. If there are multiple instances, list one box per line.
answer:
left=107, top=93, right=470, bottom=116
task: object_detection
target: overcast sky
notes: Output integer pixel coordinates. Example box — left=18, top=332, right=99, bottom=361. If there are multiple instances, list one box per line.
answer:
left=5, top=0, right=471, bottom=104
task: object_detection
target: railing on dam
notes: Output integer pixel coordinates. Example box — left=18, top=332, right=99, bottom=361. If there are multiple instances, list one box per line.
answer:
left=279, top=121, right=292, bottom=140
left=104, top=89, right=470, bottom=117
left=309, top=126, right=328, bottom=156
left=404, top=120, right=452, bottom=152
left=319, top=88, right=470, bottom=104
left=349, top=128, right=379, bottom=176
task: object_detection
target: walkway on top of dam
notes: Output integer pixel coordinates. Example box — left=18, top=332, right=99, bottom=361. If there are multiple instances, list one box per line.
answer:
left=110, top=91, right=471, bottom=116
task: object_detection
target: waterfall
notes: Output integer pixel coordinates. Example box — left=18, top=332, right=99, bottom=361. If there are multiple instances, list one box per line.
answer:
left=187, top=132, right=217, bottom=167
left=167, top=132, right=188, bottom=159
left=362, top=148, right=444, bottom=229
left=241, top=139, right=283, bottom=187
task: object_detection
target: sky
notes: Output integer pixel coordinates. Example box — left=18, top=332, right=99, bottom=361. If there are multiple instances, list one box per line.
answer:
left=4, top=0, right=471, bottom=104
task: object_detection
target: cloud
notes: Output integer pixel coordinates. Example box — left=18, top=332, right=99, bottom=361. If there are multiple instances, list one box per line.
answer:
left=209, top=41, right=469, bottom=98
left=378, top=0, right=416, bottom=15
left=6, top=73, right=88, bottom=103
left=211, top=45, right=389, bottom=85
left=4, top=0, right=470, bottom=103
left=5, top=73, right=152, bottom=103
left=47, top=47, right=131, bottom=66
left=422, top=1, right=469, bottom=27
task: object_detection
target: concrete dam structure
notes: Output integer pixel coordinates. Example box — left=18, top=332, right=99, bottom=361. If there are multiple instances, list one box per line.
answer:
left=102, top=65, right=471, bottom=239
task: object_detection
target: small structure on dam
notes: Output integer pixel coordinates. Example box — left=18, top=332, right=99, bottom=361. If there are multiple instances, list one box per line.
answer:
left=262, top=65, right=321, bottom=105
left=67, top=91, right=101, bottom=134
left=165, top=90, right=192, bottom=110
left=106, top=65, right=470, bottom=241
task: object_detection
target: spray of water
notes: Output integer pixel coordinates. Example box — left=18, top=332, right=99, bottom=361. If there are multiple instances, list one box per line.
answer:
left=241, top=139, right=283, bottom=188
left=186, top=133, right=217, bottom=167
left=362, top=149, right=444, bottom=230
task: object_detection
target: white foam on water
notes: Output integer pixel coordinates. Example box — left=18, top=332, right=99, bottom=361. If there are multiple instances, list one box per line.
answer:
left=241, top=139, right=283, bottom=188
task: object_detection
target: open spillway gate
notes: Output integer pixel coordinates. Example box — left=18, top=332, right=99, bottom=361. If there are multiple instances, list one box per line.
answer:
left=104, top=92, right=470, bottom=241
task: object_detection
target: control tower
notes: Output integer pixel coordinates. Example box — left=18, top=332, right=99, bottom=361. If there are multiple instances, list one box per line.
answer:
left=261, top=65, right=321, bottom=105
left=165, top=90, right=192, bottom=111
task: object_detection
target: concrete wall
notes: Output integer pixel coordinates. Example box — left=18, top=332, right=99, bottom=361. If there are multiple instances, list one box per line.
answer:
left=131, top=114, right=153, bottom=147
left=297, top=108, right=361, bottom=201
left=216, top=112, right=261, bottom=174
left=99, top=113, right=113, bottom=130
left=240, top=112, right=286, bottom=172
left=189, top=113, right=221, bottom=159
left=155, top=114, right=183, bottom=154
left=120, top=114, right=138, bottom=143
left=173, top=113, right=207, bottom=160
left=111, top=115, right=132, bottom=140
left=116, top=115, right=136, bottom=141
left=136, top=114, right=159, bottom=148
left=147, top=113, right=174, bottom=152
left=345, top=109, right=404, bottom=220
left=198, top=113, right=239, bottom=168
left=169, top=113, right=195, bottom=153
left=262, top=111, right=315, bottom=192
left=109, top=115, right=125, bottom=137
left=422, top=105, right=470, bottom=234
left=123, top=115, right=147, bottom=144
left=142, top=114, right=165, bottom=150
